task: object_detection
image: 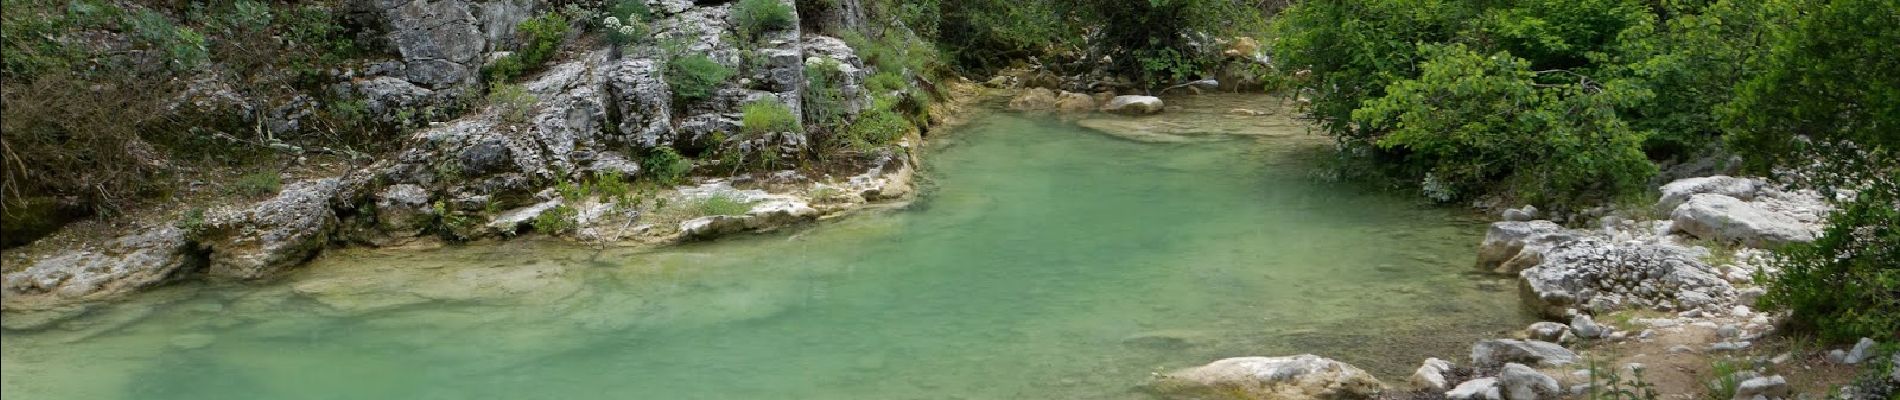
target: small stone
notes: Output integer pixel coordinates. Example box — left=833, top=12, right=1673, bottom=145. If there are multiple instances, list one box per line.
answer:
left=1525, top=322, right=1569, bottom=342
left=1717, top=324, right=1740, bottom=338
left=1499, top=363, right=1560, bottom=400
left=1669, top=345, right=1696, bottom=354
left=1731, top=305, right=1753, bottom=318
left=1410, top=357, right=1454, bottom=392
left=1710, top=341, right=1752, bottom=351
left=1680, top=310, right=1704, bottom=318
left=1570, top=314, right=1606, bottom=339
left=1769, top=353, right=1791, bottom=364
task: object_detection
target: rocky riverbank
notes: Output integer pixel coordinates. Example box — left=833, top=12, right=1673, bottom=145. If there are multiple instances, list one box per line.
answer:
left=1146, top=175, right=1898, bottom=400
left=1, top=0, right=980, bottom=330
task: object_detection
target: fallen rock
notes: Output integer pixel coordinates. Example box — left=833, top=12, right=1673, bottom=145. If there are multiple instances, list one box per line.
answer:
left=1524, top=322, right=1569, bottom=342
left=1671, top=193, right=1816, bottom=248
left=1498, top=363, right=1560, bottom=400
left=1569, top=314, right=1605, bottom=340
left=1148, top=355, right=1383, bottom=400
left=1446, top=378, right=1501, bottom=400
left=1471, top=339, right=1579, bottom=368
left=1410, top=357, right=1454, bottom=392
left=1732, top=375, right=1789, bottom=400
left=1502, top=205, right=1540, bottom=222
left=1841, top=337, right=1878, bottom=364
left=1102, top=95, right=1165, bottom=115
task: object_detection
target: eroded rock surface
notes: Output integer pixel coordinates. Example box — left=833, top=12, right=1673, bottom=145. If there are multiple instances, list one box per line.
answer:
left=1148, top=355, right=1384, bottom=400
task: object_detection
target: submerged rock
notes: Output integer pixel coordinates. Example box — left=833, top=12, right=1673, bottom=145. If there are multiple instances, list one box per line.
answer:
left=1148, top=355, right=1383, bottom=400
left=1102, top=95, right=1165, bottom=115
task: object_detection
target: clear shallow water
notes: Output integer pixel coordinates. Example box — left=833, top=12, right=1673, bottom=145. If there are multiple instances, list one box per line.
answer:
left=3, top=98, right=1531, bottom=399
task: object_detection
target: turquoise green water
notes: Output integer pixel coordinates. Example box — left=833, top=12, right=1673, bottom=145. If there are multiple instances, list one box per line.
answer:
left=2, top=102, right=1530, bottom=399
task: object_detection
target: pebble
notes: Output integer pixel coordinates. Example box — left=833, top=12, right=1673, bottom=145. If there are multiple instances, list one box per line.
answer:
left=1669, top=345, right=1696, bottom=354
left=1731, top=305, right=1752, bottom=318
left=1710, top=341, right=1752, bottom=351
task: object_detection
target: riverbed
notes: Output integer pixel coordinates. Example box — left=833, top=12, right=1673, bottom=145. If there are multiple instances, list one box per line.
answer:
left=1, top=95, right=1532, bottom=399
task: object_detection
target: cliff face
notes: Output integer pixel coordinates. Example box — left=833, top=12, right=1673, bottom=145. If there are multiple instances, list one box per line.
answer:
left=1, top=0, right=936, bottom=325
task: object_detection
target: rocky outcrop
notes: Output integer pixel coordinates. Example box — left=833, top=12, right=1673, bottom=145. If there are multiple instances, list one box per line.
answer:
left=200, top=178, right=358, bottom=280
left=1102, top=95, right=1165, bottom=115
left=1007, top=88, right=1058, bottom=112
left=1477, top=220, right=1569, bottom=274
left=2, top=227, right=200, bottom=310
left=1657, top=176, right=1763, bottom=211
left=1148, top=355, right=1384, bottom=400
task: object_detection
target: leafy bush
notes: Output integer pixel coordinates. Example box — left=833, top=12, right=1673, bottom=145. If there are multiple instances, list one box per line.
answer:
left=1351, top=44, right=1655, bottom=207
left=803, top=59, right=848, bottom=126
left=740, top=98, right=801, bottom=136
left=642, top=146, right=691, bottom=184
left=488, top=83, right=538, bottom=123
left=666, top=54, right=734, bottom=103
left=1758, top=182, right=1899, bottom=342
left=733, top=0, right=795, bottom=41
left=531, top=204, right=579, bottom=233
left=842, top=100, right=909, bottom=151
left=484, top=12, right=570, bottom=83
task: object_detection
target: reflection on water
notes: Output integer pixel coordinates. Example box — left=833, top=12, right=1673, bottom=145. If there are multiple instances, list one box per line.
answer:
left=1, top=96, right=1531, bottom=399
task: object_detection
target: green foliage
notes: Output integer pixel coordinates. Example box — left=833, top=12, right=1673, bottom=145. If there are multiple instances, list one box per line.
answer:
left=666, top=54, right=735, bottom=103
left=1758, top=179, right=1899, bottom=342
left=1585, top=359, right=1660, bottom=400
left=740, top=99, right=802, bottom=136
left=733, top=0, right=795, bottom=41
left=432, top=201, right=475, bottom=240
left=175, top=207, right=207, bottom=238
left=487, top=83, right=538, bottom=124
left=129, top=9, right=209, bottom=70
left=803, top=59, right=848, bottom=127
left=1351, top=44, right=1656, bottom=207
left=695, top=193, right=755, bottom=216
left=1702, top=358, right=1742, bottom=400
left=484, top=12, right=570, bottom=83
left=233, top=172, right=282, bottom=197
left=842, top=99, right=910, bottom=151
left=1721, top=0, right=1900, bottom=173
left=531, top=205, right=579, bottom=233
left=642, top=146, right=691, bottom=184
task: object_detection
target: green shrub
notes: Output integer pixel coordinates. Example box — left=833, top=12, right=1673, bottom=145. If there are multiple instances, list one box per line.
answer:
left=733, top=0, right=795, bottom=41
left=666, top=54, right=734, bottom=102
left=843, top=100, right=909, bottom=151
left=1759, top=181, right=1899, bottom=342
left=233, top=172, right=281, bottom=196
left=803, top=59, right=847, bottom=126
left=129, top=9, right=209, bottom=70
left=484, top=12, right=569, bottom=83
left=487, top=82, right=537, bottom=123
left=531, top=204, right=579, bottom=233
left=740, top=98, right=801, bottom=136
left=695, top=193, right=755, bottom=216
left=643, top=146, right=691, bottom=184
left=1350, top=43, right=1655, bottom=207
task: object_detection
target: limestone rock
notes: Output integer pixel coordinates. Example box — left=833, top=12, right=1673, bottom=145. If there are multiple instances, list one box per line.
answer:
left=2, top=227, right=198, bottom=309
left=1524, top=322, right=1569, bottom=342
left=1149, top=355, right=1384, bottom=400
left=1569, top=314, right=1605, bottom=340
left=1446, top=378, right=1501, bottom=400
left=1102, top=95, right=1165, bottom=115
left=1518, top=237, right=1732, bottom=318
left=1471, top=339, right=1578, bottom=368
left=374, top=184, right=432, bottom=235
left=1657, top=176, right=1762, bottom=212
left=1477, top=221, right=1569, bottom=273
left=1842, top=337, right=1878, bottom=364
left=1671, top=194, right=1816, bottom=248
left=1054, top=91, right=1096, bottom=113
left=202, top=179, right=346, bottom=280
left=1410, top=357, right=1455, bottom=392
left=1007, top=88, right=1058, bottom=112
left=1498, top=363, right=1560, bottom=400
